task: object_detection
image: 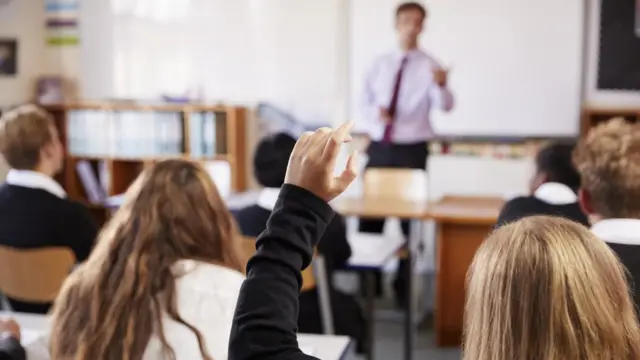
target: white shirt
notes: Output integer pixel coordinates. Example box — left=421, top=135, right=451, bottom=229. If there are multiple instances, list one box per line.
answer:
left=360, top=48, right=454, bottom=143
left=533, top=182, right=578, bottom=205
left=5, top=169, right=66, bottom=198
left=26, top=260, right=245, bottom=360
left=591, top=218, right=640, bottom=246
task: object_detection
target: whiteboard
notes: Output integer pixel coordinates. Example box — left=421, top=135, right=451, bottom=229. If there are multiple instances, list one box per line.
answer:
left=80, top=0, right=342, bottom=126
left=349, top=0, right=584, bottom=137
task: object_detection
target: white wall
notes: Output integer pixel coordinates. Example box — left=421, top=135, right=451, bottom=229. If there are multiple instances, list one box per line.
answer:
left=0, top=0, right=46, bottom=107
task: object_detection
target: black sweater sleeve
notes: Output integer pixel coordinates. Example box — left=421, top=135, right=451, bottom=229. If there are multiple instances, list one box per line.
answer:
left=228, top=184, right=335, bottom=360
left=318, top=215, right=352, bottom=273
left=0, top=336, right=25, bottom=360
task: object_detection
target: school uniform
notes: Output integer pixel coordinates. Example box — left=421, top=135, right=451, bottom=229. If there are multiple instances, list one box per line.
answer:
left=23, top=260, right=247, bottom=360
left=592, top=219, right=640, bottom=313
left=233, top=188, right=366, bottom=352
left=0, top=335, right=24, bottom=360
left=495, top=182, right=589, bottom=228
left=229, top=184, right=340, bottom=360
left=0, top=170, right=98, bottom=313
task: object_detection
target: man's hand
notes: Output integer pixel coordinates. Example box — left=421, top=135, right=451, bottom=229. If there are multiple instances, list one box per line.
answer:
left=285, top=122, right=358, bottom=202
left=432, top=68, right=449, bottom=87
left=379, top=107, right=392, bottom=124
left=0, top=318, right=20, bottom=341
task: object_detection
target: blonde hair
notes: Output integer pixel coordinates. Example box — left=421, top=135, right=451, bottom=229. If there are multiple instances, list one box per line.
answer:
left=0, top=104, right=55, bottom=170
left=573, top=118, right=640, bottom=218
left=464, top=216, right=640, bottom=360
left=50, top=159, right=246, bottom=360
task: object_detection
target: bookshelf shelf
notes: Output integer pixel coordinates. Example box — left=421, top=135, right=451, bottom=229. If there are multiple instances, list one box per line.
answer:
left=42, top=102, right=247, bottom=225
left=582, top=106, right=640, bottom=135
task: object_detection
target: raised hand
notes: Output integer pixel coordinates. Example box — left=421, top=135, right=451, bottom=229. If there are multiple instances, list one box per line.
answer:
left=432, top=67, right=449, bottom=87
left=284, top=122, right=358, bottom=202
left=0, top=318, right=21, bottom=341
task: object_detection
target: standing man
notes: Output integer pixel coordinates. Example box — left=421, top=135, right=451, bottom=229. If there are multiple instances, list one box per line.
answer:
left=359, top=1, right=454, bottom=306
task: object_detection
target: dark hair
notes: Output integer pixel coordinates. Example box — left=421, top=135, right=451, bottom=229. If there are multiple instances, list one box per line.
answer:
left=396, top=2, right=427, bottom=19
left=536, top=142, right=581, bottom=192
left=254, top=132, right=297, bottom=188
left=49, top=159, right=246, bottom=360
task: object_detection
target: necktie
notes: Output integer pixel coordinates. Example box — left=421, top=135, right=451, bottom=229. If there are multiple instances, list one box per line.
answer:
left=382, top=56, right=408, bottom=143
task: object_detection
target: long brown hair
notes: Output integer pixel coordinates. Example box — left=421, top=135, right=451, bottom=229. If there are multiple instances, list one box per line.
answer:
left=464, top=216, right=640, bottom=360
left=49, top=159, right=245, bottom=360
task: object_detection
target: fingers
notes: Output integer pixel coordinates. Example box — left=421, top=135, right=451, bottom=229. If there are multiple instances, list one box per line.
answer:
left=323, top=122, right=354, bottom=163
left=334, top=150, right=359, bottom=194
left=310, top=127, right=333, bottom=154
left=292, top=131, right=313, bottom=156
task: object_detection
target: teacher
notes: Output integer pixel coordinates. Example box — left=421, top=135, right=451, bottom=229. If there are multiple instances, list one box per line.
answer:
left=358, top=1, right=454, bottom=307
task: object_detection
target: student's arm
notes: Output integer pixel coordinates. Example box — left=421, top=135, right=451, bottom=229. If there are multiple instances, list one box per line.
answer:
left=318, top=215, right=352, bottom=271
left=229, top=185, right=334, bottom=360
left=63, top=202, right=99, bottom=262
left=0, top=336, right=25, bottom=360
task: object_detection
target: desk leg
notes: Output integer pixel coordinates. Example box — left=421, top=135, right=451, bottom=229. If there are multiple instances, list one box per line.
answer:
left=365, top=271, right=376, bottom=360
left=404, top=219, right=422, bottom=360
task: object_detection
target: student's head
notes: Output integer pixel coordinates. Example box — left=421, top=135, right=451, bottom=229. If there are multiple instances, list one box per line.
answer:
left=253, top=132, right=297, bottom=188
left=49, top=159, right=245, bottom=360
left=0, top=104, right=63, bottom=176
left=530, top=142, right=581, bottom=193
left=574, top=118, right=640, bottom=221
left=395, top=2, right=426, bottom=50
left=464, top=216, right=640, bottom=360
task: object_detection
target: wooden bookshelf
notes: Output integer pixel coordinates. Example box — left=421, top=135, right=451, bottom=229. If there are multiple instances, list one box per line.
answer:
left=582, top=106, right=640, bottom=135
left=42, top=102, right=247, bottom=225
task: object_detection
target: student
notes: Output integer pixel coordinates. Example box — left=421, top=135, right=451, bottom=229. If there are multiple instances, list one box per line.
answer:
left=574, top=118, right=640, bottom=311
left=0, top=319, right=24, bottom=360
left=0, top=105, right=98, bottom=313
left=48, top=160, right=246, bottom=360
left=495, top=142, right=588, bottom=227
left=229, top=123, right=359, bottom=360
left=464, top=216, right=640, bottom=360
left=233, top=133, right=365, bottom=352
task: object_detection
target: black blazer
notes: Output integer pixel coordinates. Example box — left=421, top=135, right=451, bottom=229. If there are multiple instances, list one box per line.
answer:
left=229, top=185, right=339, bottom=360
left=0, top=337, right=25, bottom=360
left=495, top=196, right=589, bottom=229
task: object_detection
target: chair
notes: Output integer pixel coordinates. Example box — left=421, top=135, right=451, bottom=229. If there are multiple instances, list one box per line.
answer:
left=240, top=236, right=334, bottom=334
left=0, top=246, right=75, bottom=304
left=363, top=168, right=428, bottom=200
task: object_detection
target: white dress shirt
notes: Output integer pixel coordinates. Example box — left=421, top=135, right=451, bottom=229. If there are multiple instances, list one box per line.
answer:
left=5, top=169, right=66, bottom=198
left=360, top=48, right=454, bottom=143
left=26, top=260, right=245, bottom=360
left=533, top=182, right=578, bottom=205
left=591, top=219, right=640, bottom=246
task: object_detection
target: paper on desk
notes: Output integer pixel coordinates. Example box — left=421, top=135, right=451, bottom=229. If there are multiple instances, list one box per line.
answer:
left=301, top=346, right=315, bottom=355
left=21, top=329, right=41, bottom=345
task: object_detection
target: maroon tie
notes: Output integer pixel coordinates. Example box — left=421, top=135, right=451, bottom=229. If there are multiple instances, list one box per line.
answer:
left=382, top=56, right=408, bottom=143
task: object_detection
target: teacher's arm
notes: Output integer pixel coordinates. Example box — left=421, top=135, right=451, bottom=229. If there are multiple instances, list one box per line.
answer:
left=430, top=67, right=455, bottom=112
left=360, top=60, right=388, bottom=126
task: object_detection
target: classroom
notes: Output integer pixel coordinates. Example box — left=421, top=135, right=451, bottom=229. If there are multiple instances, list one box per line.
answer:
left=0, top=0, right=639, bottom=359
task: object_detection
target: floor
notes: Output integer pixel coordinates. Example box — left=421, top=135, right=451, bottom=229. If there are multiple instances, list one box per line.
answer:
left=344, top=318, right=461, bottom=360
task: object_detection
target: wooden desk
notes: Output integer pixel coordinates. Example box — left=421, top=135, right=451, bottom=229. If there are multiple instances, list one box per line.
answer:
left=428, top=196, right=503, bottom=347
left=333, top=197, right=429, bottom=360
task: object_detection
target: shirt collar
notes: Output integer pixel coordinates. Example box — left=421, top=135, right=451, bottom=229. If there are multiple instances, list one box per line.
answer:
left=533, top=182, right=577, bottom=205
left=5, top=169, right=67, bottom=198
left=257, top=187, right=280, bottom=211
left=394, top=48, right=423, bottom=61
left=591, top=218, right=640, bottom=245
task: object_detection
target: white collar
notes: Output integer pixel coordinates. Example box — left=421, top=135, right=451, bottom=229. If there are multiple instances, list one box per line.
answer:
left=533, top=182, right=577, bottom=205
left=257, top=187, right=280, bottom=211
left=591, top=218, right=640, bottom=245
left=5, top=169, right=66, bottom=198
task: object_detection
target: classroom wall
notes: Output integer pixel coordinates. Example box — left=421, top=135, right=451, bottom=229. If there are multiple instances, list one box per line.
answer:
left=0, top=0, right=46, bottom=107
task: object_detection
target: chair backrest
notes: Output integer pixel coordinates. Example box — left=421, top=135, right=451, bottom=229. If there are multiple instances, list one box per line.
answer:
left=240, top=236, right=316, bottom=292
left=364, top=168, right=428, bottom=200
left=0, top=246, right=75, bottom=303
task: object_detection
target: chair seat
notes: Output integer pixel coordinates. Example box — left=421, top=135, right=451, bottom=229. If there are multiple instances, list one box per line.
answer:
left=347, top=233, right=405, bottom=270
